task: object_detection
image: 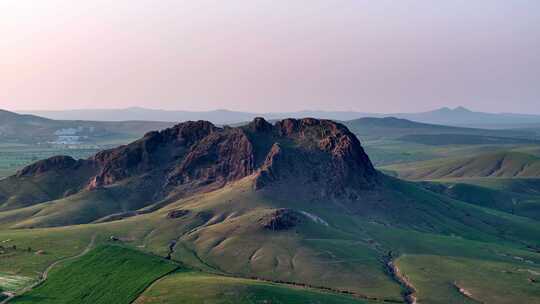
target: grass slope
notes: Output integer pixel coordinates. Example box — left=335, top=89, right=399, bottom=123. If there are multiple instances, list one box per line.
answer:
left=384, top=151, right=540, bottom=180
left=345, top=117, right=539, bottom=167
left=11, top=245, right=177, bottom=304
left=420, top=178, right=540, bottom=220
left=135, top=271, right=373, bottom=304
left=0, top=273, right=33, bottom=292
left=399, top=133, right=538, bottom=146
left=396, top=254, right=540, bottom=304
left=0, top=228, right=95, bottom=277
left=1, top=176, right=540, bottom=302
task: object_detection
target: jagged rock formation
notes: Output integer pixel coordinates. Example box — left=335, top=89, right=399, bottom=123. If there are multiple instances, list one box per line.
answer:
left=89, top=120, right=218, bottom=189
left=2, top=117, right=378, bottom=212
left=16, top=156, right=87, bottom=177
left=253, top=118, right=378, bottom=199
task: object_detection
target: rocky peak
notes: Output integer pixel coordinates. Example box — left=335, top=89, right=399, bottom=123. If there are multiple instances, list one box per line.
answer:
left=274, top=118, right=340, bottom=137
left=247, top=117, right=273, bottom=133
left=89, top=120, right=218, bottom=189
left=166, top=127, right=255, bottom=189
left=158, top=120, right=217, bottom=146
left=254, top=118, right=378, bottom=197
left=274, top=118, right=375, bottom=172
left=16, top=155, right=81, bottom=177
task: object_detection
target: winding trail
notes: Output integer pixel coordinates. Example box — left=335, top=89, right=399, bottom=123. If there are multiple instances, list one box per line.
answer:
left=0, top=234, right=97, bottom=304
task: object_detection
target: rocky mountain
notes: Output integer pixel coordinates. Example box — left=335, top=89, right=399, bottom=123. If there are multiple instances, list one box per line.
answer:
left=24, top=106, right=540, bottom=128
left=0, top=117, right=378, bottom=215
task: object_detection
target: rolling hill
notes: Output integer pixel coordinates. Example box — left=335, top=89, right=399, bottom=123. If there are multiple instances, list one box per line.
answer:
left=420, top=178, right=540, bottom=221
left=344, top=117, right=536, bottom=141
left=389, top=106, right=540, bottom=128
left=0, top=118, right=539, bottom=303
left=0, top=109, right=173, bottom=145
left=385, top=151, right=540, bottom=180
left=343, top=117, right=540, bottom=167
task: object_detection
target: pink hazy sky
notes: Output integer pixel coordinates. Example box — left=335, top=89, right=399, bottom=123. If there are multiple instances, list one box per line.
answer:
left=1, top=0, right=539, bottom=113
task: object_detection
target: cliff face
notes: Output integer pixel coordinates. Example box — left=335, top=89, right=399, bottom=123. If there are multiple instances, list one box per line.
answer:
left=9, top=117, right=378, bottom=206
left=253, top=118, right=378, bottom=200
left=88, top=120, right=217, bottom=189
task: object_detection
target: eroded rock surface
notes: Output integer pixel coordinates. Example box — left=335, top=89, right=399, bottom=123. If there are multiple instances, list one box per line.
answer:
left=259, top=209, right=302, bottom=231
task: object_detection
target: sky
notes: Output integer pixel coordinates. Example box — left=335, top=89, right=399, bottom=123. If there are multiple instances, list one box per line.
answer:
left=1, top=0, right=539, bottom=114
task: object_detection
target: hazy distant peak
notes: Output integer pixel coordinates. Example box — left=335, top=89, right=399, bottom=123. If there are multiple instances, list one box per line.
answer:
left=453, top=106, right=471, bottom=112
left=433, top=106, right=471, bottom=113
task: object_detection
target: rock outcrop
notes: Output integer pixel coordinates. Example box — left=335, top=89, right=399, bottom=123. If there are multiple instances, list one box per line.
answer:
left=252, top=118, right=378, bottom=198
left=89, top=120, right=217, bottom=189
left=166, top=128, right=255, bottom=188
left=259, top=208, right=302, bottom=231
left=166, top=209, right=190, bottom=219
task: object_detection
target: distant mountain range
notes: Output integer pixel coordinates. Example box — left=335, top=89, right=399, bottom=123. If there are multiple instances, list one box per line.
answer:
left=390, top=106, right=540, bottom=128
left=20, top=107, right=372, bottom=125
left=344, top=117, right=537, bottom=141
left=21, top=106, right=540, bottom=128
left=4, top=108, right=539, bottom=146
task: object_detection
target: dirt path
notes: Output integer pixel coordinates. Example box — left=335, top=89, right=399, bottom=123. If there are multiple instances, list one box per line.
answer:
left=0, top=234, right=97, bottom=304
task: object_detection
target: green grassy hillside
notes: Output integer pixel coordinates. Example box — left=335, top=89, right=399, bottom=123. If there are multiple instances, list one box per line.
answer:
left=399, top=133, right=538, bottom=146
left=451, top=177, right=540, bottom=194
left=420, top=178, right=540, bottom=221
left=345, top=117, right=539, bottom=167
left=384, top=151, right=540, bottom=180
left=1, top=176, right=540, bottom=303
left=135, top=271, right=373, bottom=304
left=11, top=245, right=178, bottom=304
left=396, top=254, right=540, bottom=304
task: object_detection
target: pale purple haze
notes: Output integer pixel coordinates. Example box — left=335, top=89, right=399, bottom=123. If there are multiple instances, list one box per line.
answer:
left=1, top=0, right=539, bottom=113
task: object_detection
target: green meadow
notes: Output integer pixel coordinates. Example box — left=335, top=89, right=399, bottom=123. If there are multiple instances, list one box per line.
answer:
left=11, top=245, right=178, bottom=304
